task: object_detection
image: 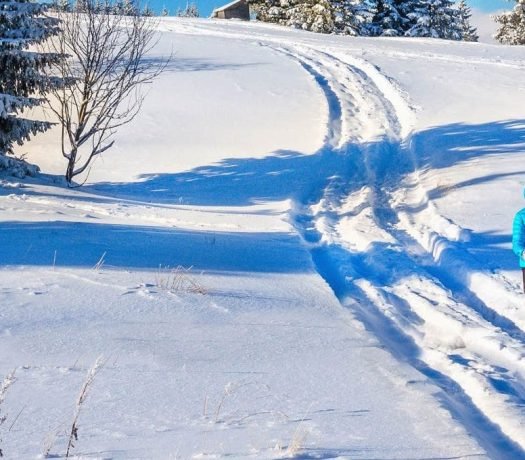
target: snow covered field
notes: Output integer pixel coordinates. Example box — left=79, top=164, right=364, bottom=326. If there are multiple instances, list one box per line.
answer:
left=2, top=16, right=525, bottom=459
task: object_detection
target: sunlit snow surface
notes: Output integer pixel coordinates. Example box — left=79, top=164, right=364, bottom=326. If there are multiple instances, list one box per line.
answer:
left=2, top=17, right=525, bottom=459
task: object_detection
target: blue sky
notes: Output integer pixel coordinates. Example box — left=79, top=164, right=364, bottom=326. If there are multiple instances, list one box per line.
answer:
left=153, top=0, right=512, bottom=19
left=469, top=0, right=512, bottom=11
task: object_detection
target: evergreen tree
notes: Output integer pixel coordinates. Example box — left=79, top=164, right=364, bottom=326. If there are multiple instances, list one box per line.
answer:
left=122, top=0, right=138, bottom=15
left=50, top=0, right=70, bottom=12
left=288, top=0, right=334, bottom=33
left=250, top=0, right=334, bottom=33
left=161, top=5, right=169, bottom=15
left=494, top=0, right=525, bottom=45
left=370, top=0, right=406, bottom=36
left=94, top=0, right=105, bottom=13
left=332, top=0, right=356, bottom=34
left=177, top=2, right=200, bottom=17
left=405, top=0, right=461, bottom=39
left=334, top=0, right=375, bottom=35
left=112, top=0, right=124, bottom=14
left=75, top=0, right=90, bottom=12
left=0, top=0, right=63, bottom=175
left=251, top=0, right=471, bottom=39
left=103, top=0, right=113, bottom=14
left=457, top=0, right=478, bottom=41
left=142, top=3, right=154, bottom=16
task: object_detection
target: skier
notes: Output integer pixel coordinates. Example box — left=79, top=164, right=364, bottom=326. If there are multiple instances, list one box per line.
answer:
left=512, top=193, right=525, bottom=293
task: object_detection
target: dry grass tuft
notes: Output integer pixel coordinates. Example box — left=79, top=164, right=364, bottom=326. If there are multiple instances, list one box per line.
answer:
left=155, top=265, right=207, bottom=295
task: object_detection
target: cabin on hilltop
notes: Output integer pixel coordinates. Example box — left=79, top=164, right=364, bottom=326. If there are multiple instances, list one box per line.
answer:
left=211, top=0, right=250, bottom=20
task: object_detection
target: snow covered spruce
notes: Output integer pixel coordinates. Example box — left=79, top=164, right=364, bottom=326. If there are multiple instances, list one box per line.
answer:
left=0, top=0, right=64, bottom=178
left=494, top=0, right=525, bottom=45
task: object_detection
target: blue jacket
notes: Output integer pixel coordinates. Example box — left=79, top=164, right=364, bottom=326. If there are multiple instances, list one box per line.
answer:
left=513, top=208, right=525, bottom=268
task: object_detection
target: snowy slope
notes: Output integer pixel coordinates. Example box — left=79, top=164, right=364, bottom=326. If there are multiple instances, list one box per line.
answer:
left=2, top=17, right=525, bottom=459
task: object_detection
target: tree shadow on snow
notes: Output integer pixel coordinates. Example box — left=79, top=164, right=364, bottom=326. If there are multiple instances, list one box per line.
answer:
left=4, top=119, right=525, bottom=279
left=88, top=119, right=525, bottom=207
left=84, top=118, right=525, bottom=272
left=0, top=221, right=311, bottom=273
left=139, top=56, right=267, bottom=74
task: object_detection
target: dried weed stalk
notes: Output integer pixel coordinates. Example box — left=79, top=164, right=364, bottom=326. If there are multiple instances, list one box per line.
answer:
left=0, top=370, right=16, bottom=458
left=66, top=356, right=104, bottom=458
left=92, top=252, right=107, bottom=271
left=285, top=403, right=313, bottom=458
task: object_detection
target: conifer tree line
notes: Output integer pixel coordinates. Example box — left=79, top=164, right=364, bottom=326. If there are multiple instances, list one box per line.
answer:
left=50, top=0, right=155, bottom=17
left=49, top=0, right=200, bottom=17
left=249, top=0, right=479, bottom=40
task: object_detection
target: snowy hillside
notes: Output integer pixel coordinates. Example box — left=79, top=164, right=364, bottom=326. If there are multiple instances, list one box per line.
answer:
left=2, top=17, right=525, bottom=459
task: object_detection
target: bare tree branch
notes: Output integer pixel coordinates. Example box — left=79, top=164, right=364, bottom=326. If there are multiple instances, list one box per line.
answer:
left=42, top=3, right=167, bottom=184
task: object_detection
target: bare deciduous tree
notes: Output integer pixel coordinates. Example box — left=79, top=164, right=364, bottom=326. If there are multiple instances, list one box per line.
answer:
left=44, top=2, right=165, bottom=184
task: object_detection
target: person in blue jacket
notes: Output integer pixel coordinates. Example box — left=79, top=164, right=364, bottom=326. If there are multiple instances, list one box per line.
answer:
left=513, top=194, right=525, bottom=293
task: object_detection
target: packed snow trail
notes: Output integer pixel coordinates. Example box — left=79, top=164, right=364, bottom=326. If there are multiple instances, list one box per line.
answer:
left=160, top=22, right=525, bottom=457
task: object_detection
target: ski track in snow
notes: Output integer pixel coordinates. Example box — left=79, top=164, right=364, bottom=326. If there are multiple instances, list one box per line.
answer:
left=164, top=22, right=525, bottom=457
left=285, top=44, right=525, bottom=458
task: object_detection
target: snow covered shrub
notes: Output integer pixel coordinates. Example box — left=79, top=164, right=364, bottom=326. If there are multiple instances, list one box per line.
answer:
left=287, top=0, right=334, bottom=33
left=0, top=0, right=64, bottom=178
left=494, top=0, right=525, bottom=45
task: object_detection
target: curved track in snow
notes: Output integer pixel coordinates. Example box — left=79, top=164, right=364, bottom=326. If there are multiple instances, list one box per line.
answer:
left=276, top=43, right=525, bottom=458
left=163, top=21, right=525, bottom=458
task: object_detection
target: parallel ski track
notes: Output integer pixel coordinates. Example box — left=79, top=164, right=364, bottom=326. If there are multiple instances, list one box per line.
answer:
left=162, top=22, right=525, bottom=458
left=267, top=42, right=525, bottom=458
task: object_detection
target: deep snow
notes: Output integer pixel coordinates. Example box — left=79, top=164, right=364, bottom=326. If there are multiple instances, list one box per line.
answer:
left=1, top=16, right=525, bottom=459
